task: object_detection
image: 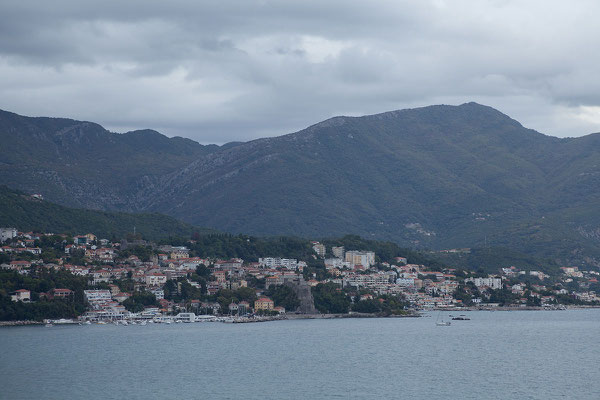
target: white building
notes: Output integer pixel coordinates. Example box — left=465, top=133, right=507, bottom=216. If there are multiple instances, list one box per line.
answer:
left=150, top=288, right=165, bottom=300
left=345, top=251, right=376, bottom=268
left=396, top=278, right=415, bottom=287
left=0, top=228, right=17, bottom=243
left=258, top=257, right=299, bottom=270
left=175, top=312, right=196, bottom=322
left=84, top=290, right=112, bottom=303
left=11, top=289, right=31, bottom=302
left=332, top=246, right=345, bottom=259
left=312, top=242, right=326, bottom=257
left=324, top=258, right=346, bottom=270
left=146, top=273, right=167, bottom=286
left=465, top=277, right=503, bottom=290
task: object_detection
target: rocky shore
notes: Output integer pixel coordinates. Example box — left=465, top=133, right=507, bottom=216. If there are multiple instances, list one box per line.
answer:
left=0, top=320, right=44, bottom=327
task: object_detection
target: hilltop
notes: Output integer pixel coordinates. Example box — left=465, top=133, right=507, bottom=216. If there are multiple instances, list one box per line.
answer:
left=2, top=104, right=600, bottom=266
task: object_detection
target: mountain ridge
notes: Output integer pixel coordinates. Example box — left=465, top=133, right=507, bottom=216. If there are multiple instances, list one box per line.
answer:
left=2, top=103, right=600, bottom=267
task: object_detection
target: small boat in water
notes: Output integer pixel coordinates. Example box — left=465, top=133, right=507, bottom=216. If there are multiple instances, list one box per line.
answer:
left=452, top=315, right=471, bottom=321
left=435, top=312, right=451, bottom=326
left=45, top=323, right=53, bottom=328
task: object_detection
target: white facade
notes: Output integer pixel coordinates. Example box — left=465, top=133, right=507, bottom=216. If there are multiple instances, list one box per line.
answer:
left=345, top=251, right=376, bottom=268
left=0, top=228, right=17, bottom=242
left=324, top=258, right=345, bottom=270
left=84, top=290, right=112, bottom=303
left=332, top=246, right=345, bottom=259
left=11, top=289, right=31, bottom=302
left=146, top=274, right=167, bottom=286
left=396, top=278, right=415, bottom=287
left=258, top=257, right=299, bottom=270
left=312, top=243, right=326, bottom=257
left=466, top=277, right=503, bottom=290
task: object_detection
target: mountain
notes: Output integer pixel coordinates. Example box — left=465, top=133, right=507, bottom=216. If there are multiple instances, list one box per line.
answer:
left=0, top=186, right=201, bottom=240
left=0, top=109, right=230, bottom=210
left=2, top=103, right=600, bottom=266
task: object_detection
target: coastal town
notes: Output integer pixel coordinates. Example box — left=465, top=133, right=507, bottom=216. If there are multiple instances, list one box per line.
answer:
left=1, top=226, right=600, bottom=325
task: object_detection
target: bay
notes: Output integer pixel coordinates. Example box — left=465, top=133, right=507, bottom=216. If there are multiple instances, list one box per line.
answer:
left=1, top=309, right=599, bottom=399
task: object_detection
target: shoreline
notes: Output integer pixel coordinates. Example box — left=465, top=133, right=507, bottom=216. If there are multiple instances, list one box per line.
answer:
left=2, top=306, right=599, bottom=327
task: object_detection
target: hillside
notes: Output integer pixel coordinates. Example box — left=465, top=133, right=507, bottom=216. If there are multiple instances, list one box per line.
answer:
left=2, top=104, right=600, bottom=266
left=0, top=109, right=228, bottom=210
left=0, top=186, right=201, bottom=240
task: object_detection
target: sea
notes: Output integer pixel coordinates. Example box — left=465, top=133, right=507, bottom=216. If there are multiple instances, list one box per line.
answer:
left=1, top=309, right=599, bottom=399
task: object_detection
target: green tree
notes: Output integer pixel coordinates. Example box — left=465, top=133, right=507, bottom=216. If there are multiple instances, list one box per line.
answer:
left=312, top=282, right=350, bottom=314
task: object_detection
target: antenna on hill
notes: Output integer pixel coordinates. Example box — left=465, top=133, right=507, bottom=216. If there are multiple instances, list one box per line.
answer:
left=133, top=226, right=136, bottom=236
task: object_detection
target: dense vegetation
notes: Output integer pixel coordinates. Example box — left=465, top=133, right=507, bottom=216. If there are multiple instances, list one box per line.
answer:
left=0, top=186, right=206, bottom=240
left=351, top=295, right=408, bottom=315
left=122, top=292, right=158, bottom=313
left=428, top=247, right=563, bottom=275
left=265, top=285, right=300, bottom=311
left=0, top=269, right=88, bottom=321
left=312, top=283, right=351, bottom=314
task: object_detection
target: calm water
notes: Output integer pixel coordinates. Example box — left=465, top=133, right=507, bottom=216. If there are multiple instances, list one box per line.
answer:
left=1, top=309, right=600, bottom=399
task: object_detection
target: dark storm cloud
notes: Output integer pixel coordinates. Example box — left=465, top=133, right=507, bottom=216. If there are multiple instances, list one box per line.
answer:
left=1, top=0, right=600, bottom=143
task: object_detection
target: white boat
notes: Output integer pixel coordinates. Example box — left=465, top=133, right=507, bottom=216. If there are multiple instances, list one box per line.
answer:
left=45, top=323, right=53, bottom=327
left=85, top=321, right=92, bottom=325
left=140, top=321, right=147, bottom=326
left=435, top=312, right=451, bottom=326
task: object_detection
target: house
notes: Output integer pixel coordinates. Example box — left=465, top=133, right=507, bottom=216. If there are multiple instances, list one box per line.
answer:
left=265, top=275, right=284, bottom=289
left=254, top=297, right=274, bottom=311
left=108, top=284, right=120, bottom=296
left=113, top=292, right=131, bottom=303
left=145, top=273, right=167, bottom=287
left=207, top=282, right=223, bottom=295
left=84, top=290, right=112, bottom=304
left=52, top=288, right=74, bottom=299
left=149, top=288, right=164, bottom=300
left=73, top=235, right=90, bottom=245
left=170, top=247, right=190, bottom=259
left=11, top=289, right=31, bottom=302
left=9, top=261, right=31, bottom=271
left=0, top=227, right=17, bottom=242
left=213, top=270, right=227, bottom=283
left=92, top=269, right=111, bottom=285
left=274, top=306, right=286, bottom=314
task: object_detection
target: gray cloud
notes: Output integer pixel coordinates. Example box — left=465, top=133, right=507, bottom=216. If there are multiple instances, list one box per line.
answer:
left=1, top=0, right=600, bottom=143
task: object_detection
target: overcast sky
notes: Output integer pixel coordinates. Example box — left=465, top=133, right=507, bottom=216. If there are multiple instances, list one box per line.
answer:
left=1, top=1, right=599, bottom=144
